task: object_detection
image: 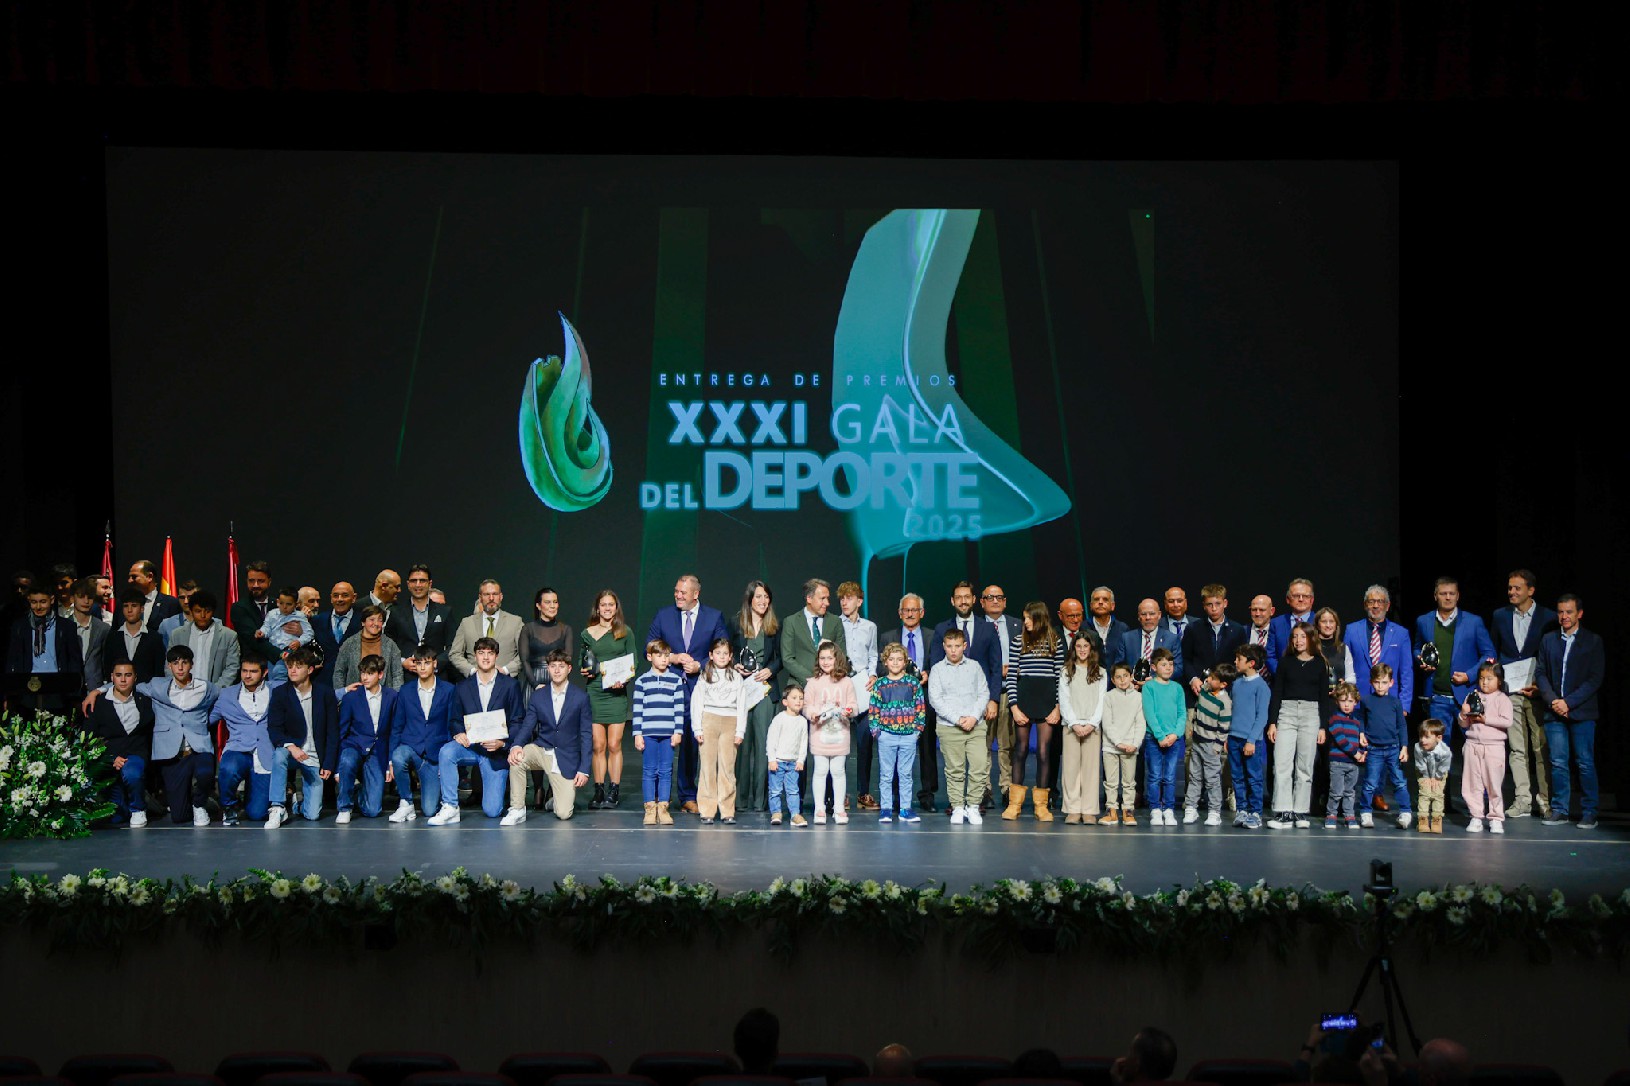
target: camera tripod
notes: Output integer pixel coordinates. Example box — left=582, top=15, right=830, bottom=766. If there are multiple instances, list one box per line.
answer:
left=1348, top=886, right=1423, bottom=1057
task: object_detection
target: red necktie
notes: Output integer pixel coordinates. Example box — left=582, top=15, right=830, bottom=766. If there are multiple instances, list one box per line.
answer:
left=1142, top=632, right=1153, bottom=659
left=1369, top=624, right=1382, bottom=666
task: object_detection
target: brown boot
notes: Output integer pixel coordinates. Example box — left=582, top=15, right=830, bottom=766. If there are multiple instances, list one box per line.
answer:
left=643, top=801, right=657, bottom=826
left=656, top=801, right=674, bottom=826
left=1416, top=814, right=1429, bottom=833
left=1002, top=785, right=1027, bottom=820
left=1122, top=808, right=1137, bottom=826
left=1099, top=807, right=1120, bottom=825
left=1431, top=816, right=1443, bottom=834
left=1032, top=788, right=1053, bottom=822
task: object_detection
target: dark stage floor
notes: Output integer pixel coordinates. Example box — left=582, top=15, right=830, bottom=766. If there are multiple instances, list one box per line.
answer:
left=4, top=805, right=1625, bottom=897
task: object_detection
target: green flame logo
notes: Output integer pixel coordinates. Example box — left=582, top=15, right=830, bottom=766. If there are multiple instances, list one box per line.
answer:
left=518, top=313, right=613, bottom=512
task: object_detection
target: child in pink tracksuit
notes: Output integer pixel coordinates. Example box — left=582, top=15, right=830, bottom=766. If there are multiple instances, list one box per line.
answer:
left=1459, top=660, right=1513, bottom=833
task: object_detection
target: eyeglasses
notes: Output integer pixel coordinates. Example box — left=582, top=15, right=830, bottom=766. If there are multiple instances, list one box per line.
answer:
left=981, top=594, right=1005, bottom=601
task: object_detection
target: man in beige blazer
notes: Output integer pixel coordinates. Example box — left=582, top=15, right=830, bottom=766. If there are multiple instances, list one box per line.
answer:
left=449, top=579, right=525, bottom=678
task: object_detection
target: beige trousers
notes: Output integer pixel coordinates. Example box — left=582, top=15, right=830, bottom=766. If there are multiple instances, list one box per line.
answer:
left=697, top=711, right=738, bottom=819
left=508, top=745, right=575, bottom=820
left=1060, top=725, right=1103, bottom=815
left=1102, top=748, right=1138, bottom=809
left=1506, top=692, right=1549, bottom=812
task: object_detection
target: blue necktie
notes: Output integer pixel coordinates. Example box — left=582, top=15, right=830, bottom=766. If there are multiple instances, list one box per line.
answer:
left=907, top=630, right=917, bottom=666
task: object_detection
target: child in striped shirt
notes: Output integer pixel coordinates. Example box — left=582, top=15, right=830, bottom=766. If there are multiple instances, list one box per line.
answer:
left=1183, top=661, right=1235, bottom=825
left=1324, top=682, right=1367, bottom=830
left=632, top=639, right=686, bottom=826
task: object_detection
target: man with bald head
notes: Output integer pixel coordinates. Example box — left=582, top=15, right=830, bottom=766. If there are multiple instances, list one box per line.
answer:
left=1245, top=594, right=1279, bottom=675
left=314, top=581, right=363, bottom=687
left=982, top=584, right=1022, bottom=808
left=1117, top=599, right=1183, bottom=686
left=874, top=1045, right=914, bottom=1078
left=370, top=570, right=401, bottom=613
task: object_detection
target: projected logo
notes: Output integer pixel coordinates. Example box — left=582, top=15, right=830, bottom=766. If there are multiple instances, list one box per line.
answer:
left=517, top=313, right=613, bottom=512
left=636, top=208, right=1069, bottom=563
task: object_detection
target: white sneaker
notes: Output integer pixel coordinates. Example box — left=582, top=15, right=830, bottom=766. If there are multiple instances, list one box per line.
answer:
left=389, top=800, right=417, bottom=823
left=1204, top=811, right=1222, bottom=826
left=427, top=804, right=462, bottom=826
left=1183, top=807, right=1199, bottom=824
left=1397, top=811, right=1413, bottom=829
left=1157, top=809, right=1172, bottom=825
left=950, top=807, right=967, bottom=824
left=335, top=810, right=352, bottom=825
left=1489, top=820, right=1505, bottom=834
left=1359, top=812, right=1374, bottom=828
left=129, top=811, right=148, bottom=828
left=500, top=807, right=527, bottom=826
left=965, top=805, right=983, bottom=825
left=265, top=806, right=287, bottom=830
left=1294, top=816, right=1311, bottom=829
left=1467, top=818, right=1485, bottom=832
left=192, top=806, right=210, bottom=827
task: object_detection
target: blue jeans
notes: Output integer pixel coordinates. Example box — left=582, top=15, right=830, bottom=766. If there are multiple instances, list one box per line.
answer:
left=1426, top=693, right=1459, bottom=737
left=1359, top=745, right=1412, bottom=813
left=1144, top=735, right=1185, bottom=810
left=1544, top=718, right=1597, bottom=819
left=1227, top=737, right=1266, bottom=813
left=390, top=745, right=440, bottom=815
left=437, top=740, right=509, bottom=817
left=109, top=755, right=146, bottom=823
left=876, top=730, right=916, bottom=811
left=335, top=747, right=385, bottom=816
left=217, top=750, right=271, bottom=820
left=642, top=736, right=675, bottom=803
left=271, top=746, right=323, bottom=820
left=768, top=759, right=801, bottom=816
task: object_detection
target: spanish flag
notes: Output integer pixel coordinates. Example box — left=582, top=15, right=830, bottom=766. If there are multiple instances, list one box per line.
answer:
left=160, top=536, right=176, bottom=597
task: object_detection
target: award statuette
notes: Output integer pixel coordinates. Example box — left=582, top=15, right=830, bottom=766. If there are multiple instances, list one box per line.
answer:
left=581, top=645, right=598, bottom=674
left=1464, top=690, right=1484, bottom=718
left=739, top=645, right=760, bottom=674
left=1132, top=658, right=1153, bottom=684
left=1418, top=642, right=1440, bottom=670
left=1326, top=662, right=1339, bottom=693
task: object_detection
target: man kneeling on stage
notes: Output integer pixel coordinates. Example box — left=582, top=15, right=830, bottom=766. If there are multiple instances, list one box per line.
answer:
left=428, top=637, right=526, bottom=825
left=506, top=648, right=591, bottom=824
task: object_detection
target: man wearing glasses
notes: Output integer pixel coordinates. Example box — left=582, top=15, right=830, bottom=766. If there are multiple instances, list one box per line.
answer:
left=386, top=565, right=454, bottom=680
left=981, top=585, right=1020, bottom=812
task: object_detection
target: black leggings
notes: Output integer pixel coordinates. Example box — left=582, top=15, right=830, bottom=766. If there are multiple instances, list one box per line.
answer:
left=1011, top=718, right=1058, bottom=789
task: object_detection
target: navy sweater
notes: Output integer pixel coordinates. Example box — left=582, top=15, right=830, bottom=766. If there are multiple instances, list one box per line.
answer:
left=1359, top=692, right=1406, bottom=748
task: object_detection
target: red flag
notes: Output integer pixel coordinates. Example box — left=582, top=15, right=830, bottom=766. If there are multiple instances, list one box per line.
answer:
left=224, top=533, right=241, bottom=629
left=99, top=523, right=113, bottom=583
left=160, top=537, right=176, bottom=597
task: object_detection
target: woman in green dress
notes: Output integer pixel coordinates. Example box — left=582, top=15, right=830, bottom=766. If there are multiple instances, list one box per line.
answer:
left=727, top=579, right=782, bottom=812
left=580, top=589, right=634, bottom=809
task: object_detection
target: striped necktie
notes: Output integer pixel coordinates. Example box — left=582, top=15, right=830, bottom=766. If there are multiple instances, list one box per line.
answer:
left=1369, top=623, right=1382, bottom=666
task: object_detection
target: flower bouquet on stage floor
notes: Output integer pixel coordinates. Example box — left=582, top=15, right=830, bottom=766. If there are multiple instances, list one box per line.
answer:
left=0, top=711, right=113, bottom=839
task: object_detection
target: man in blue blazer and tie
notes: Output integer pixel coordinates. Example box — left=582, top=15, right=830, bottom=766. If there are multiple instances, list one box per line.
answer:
left=646, top=574, right=727, bottom=813
left=927, top=582, right=1003, bottom=812
left=507, top=647, right=593, bottom=822
left=1343, top=586, right=1415, bottom=708
left=330, top=655, right=398, bottom=821
left=1490, top=569, right=1558, bottom=818
left=1267, top=578, right=1317, bottom=666
left=1117, top=599, right=1184, bottom=686
left=385, top=647, right=458, bottom=821
left=1537, top=594, right=1604, bottom=829
left=428, top=637, right=527, bottom=824
left=1412, top=577, right=1496, bottom=731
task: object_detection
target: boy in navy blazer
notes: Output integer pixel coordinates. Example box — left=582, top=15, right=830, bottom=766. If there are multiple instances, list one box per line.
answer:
left=331, top=654, right=398, bottom=821
left=427, top=637, right=527, bottom=824
left=385, top=647, right=458, bottom=821
left=1490, top=569, right=1558, bottom=818
left=78, top=659, right=155, bottom=827
left=266, top=647, right=338, bottom=825
left=505, top=648, right=593, bottom=823
left=1536, top=594, right=1604, bottom=829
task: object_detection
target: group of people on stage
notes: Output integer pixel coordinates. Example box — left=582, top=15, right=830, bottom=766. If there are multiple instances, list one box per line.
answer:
left=3, top=560, right=1605, bottom=833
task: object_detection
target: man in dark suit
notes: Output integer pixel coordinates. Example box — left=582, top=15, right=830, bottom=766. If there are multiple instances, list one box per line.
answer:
left=647, top=573, right=727, bottom=812
left=67, top=577, right=112, bottom=691
left=1267, top=578, right=1317, bottom=666
left=1537, top=593, right=1603, bottom=829
left=78, top=659, right=155, bottom=826
left=266, top=647, right=340, bottom=825
left=385, top=564, right=455, bottom=678
left=312, top=580, right=364, bottom=686
left=1087, top=586, right=1130, bottom=669
left=1117, top=598, right=1183, bottom=686
left=427, top=637, right=527, bottom=824
left=926, top=581, right=1003, bottom=812
left=104, top=587, right=167, bottom=684
left=1489, top=568, right=1558, bottom=819
left=228, top=559, right=275, bottom=660
left=780, top=578, right=844, bottom=688
left=507, top=647, right=593, bottom=822
left=982, top=585, right=1022, bottom=809
left=4, top=583, right=84, bottom=714
left=127, top=559, right=182, bottom=633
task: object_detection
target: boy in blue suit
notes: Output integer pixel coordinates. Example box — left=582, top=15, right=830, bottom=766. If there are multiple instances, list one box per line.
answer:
left=386, top=647, right=457, bottom=821
left=331, top=654, right=397, bottom=821
left=266, top=647, right=338, bottom=826
left=505, top=648, right=593, bottom=823
left=428, top=637, right=527, bottom=824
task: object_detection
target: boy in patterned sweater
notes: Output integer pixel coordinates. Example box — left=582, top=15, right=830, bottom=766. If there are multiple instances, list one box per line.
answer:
left=869, top=642, right=926, bottom=823
left=1183, top=661, right=1235, bottom=825
left=1324, top=682, right=1367, bottom=830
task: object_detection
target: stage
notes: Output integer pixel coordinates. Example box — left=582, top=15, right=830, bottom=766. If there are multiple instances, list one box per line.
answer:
left=4, top=804, right=1624, bottom=897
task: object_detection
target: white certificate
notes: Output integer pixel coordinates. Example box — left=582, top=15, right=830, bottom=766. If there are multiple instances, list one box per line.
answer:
left=463, top=709, right=509, bottom=744
left=599, top=653, right=636, bottom=689
left=745, top=680, right=772, bottom=711
left=1503, top=658, right=1534, bottom=691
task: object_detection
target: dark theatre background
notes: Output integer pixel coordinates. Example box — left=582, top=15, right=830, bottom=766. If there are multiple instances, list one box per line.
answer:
left=0, top=0, right=1619, bottom=1064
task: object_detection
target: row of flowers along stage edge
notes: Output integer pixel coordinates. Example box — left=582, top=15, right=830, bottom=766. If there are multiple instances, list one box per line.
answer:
left=4, top=868, right=1629, bottom=967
